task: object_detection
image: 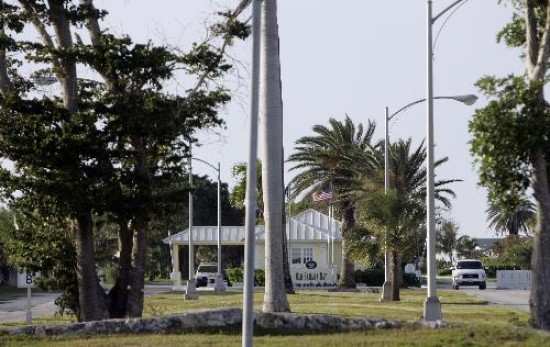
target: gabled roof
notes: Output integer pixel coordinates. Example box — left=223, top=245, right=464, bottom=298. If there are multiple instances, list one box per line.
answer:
left=162, top=209, right=342, bottom=245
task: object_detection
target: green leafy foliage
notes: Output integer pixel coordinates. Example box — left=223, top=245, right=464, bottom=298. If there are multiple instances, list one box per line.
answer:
left=470, top=75, right=550, bottom=206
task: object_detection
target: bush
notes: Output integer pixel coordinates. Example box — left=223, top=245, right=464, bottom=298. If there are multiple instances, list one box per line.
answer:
left=225, top=267, right=265, bottom=286
left=438, top=268, right=452, bottom=276
left=226, top=267, right=243, bottom=283
left=254, top=269, right=265, bottom=286
left=353, top=269, right=384, bottom=286
left=403, top=273, right=421, bottom=287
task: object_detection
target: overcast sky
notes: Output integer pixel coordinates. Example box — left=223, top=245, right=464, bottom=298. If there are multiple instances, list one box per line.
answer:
left=94, top=0, right=523, bottom=238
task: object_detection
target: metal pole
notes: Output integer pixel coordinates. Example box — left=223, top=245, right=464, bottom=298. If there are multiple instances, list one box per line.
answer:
left=26, top=285, right=32, bottom=323
left=423, top=0, right=441, bottom=321
left=215, top=162, right=226, bottom=292
left=381, top=107, right=392, bottom=301
left=185, top=149, right=198, bottom=300
left=243, top=0, right=261, bottom=345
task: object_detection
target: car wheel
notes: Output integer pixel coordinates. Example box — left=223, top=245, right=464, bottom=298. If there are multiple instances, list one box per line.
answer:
left=479, top=282, right=486, bottom=290
left=453, top=284, right=459, bottom=290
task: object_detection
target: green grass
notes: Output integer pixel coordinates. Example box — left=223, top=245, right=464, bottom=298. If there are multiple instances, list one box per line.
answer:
left=1, top=288, right=546, bottom=346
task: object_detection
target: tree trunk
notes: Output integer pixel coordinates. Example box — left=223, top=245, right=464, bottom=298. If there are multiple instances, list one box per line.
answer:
left=530, top=148, right=550, bottom=330
left=74, top=213, right=109, bottom=321
left=48, top=0, right=78, bottom=112
left=126, top=137, right=151, bottom=318
left=282, top=203, right=295, bottom=294
left=338, top=203, right=356, bottom=288
left=391, top=249, right=400, bottom=301
left=260, top=0, right=289, bottom=313
left=107, top=220, right=132, bottom=318
left=127, top=215, right=147, bottom=317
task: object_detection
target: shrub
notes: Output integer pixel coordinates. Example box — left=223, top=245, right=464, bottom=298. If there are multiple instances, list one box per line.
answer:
left=226, top=267, right=243, bottom=283
left=438, top=268, right=452, bottom=276
left=353, top=269, right=384, bottom=286
left=225, top=267, right=265, bottom=286
left=254, top=269, right=265, bottom=286
left=403, top=272, right=421, bottom=287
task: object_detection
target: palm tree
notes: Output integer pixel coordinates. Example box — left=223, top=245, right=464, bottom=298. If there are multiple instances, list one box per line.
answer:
left=355, top=138, right=459, bottom=300
left=259, top=0, right=289, bottom=313
left=375, top=138, right=460, bottom=207
left=437, top=220, right=459, bottom=264
left=288, top=116, right=377, bottom=288
left=455, top=235, right=479, bottom=259
left=230, top=160, right=263, bottom=219
left=486, top=196, right=536, bottom=236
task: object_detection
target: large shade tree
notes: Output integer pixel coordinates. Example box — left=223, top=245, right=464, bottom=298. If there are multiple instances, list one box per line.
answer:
left=0, top=0, right=249, bottom=321
left=288, top=116, right=377, bottom=288
left=469, top=0, right=550, bottom=330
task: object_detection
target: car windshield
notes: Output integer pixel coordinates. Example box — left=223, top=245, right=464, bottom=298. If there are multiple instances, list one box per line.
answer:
left=198, top=266, right=217, bottom=273
left=457, top=261, right=482, bottom=269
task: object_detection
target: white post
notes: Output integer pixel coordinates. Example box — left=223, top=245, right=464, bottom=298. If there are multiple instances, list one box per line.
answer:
left=423, top=0, right=441, bottom=321
left=185, top=150, right=198, bottom=300
left=215, top=162, right=226, bottom=292
left=381, top=106, right=393, bottom=301
left=26, top=286, right=32, bottom=323
left=169, top=231, right=182, bottom=290
left=242, top=0, right=261, bottom=345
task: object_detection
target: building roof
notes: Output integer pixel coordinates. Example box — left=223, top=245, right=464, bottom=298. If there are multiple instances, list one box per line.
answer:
left=162, top=209, right=342, bottom=245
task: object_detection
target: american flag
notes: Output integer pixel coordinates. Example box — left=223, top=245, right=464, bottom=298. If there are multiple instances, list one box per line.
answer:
left=312, top=188, right=333, bottom=202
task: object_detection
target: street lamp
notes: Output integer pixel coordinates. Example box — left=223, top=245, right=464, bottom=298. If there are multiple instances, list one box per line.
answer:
left=185, top=153, right=198, bottom=300
left=381, top=93, right=477, bottom=302
left=425, top=0, right=468, bottom=321
left=192, top=157, right=225, bottom=292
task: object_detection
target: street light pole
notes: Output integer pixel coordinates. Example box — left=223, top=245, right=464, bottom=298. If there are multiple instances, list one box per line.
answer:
left=381, top=93, right=476, bottom=303
left=185, top=151, right=198, bottom=300
left=424, top=0, right=465, bottom=321
left=381, top=107, right=392, bottom=301
left=193, top=158, right=226, bottom=292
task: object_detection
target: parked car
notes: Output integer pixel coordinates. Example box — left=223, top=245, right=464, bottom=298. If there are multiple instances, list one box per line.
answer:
left=451, top=259, right=486, bottom=290
left=195, top=262, right=232, bottom=287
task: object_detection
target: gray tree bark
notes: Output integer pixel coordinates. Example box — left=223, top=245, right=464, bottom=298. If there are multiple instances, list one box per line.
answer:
left=260, top=0, right=290, bottom=313
left=525, top=0, right=550, bottom=330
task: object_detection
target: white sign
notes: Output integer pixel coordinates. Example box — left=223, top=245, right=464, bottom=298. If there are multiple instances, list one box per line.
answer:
left=17, top=271, right=39, bottom=288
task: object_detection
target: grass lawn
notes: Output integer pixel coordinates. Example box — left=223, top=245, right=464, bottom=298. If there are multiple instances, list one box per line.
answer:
left=1, top=288, right=548, bottom=346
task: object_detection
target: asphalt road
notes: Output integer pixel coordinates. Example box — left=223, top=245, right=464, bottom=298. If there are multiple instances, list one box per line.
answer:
left=0, top=282, right=531, bottom=324
left=433, top=279, right=531, bottom=312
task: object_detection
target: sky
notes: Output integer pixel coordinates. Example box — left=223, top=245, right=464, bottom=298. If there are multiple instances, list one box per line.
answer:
left=91, top=0, right=523, bottom=238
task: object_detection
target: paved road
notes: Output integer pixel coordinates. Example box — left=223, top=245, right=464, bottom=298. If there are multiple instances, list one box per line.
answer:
left=1, top=282, right=532, bottom=324
left=0, top=291, right=59, bottom=323
left=433, top=279, right=531, bottom=312
left=461, top=287, right=530, bottom=312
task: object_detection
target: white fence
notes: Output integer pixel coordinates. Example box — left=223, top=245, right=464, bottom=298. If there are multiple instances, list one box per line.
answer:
left=496, top=270, right=532, bottom=289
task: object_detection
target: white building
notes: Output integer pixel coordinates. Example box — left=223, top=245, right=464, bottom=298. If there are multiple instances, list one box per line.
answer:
left=162, top=209, right=343, bottom=289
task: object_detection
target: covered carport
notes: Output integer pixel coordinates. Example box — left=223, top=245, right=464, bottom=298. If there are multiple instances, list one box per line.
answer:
left=162, top=209, right=343, bottom=289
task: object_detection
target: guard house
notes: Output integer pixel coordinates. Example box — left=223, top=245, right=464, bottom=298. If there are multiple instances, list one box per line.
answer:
left=162, top=209, right=342, bottom=289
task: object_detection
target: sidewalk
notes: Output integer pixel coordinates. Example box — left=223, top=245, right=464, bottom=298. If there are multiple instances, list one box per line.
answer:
left=0, top=292, right=60, bottom=323
left=0, top=284, right=176, bottom=324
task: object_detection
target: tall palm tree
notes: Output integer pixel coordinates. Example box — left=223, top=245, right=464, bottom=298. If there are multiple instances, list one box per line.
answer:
left=486, top=196, right=536, bottom=236
left=355, top=138, right=459, bottom=300
left=437, top=220, right=459, bottom=264
left=375, top=138, right=460, bottom=208
left=455, top=235, right=479, bottom=259
left=259, top=0, right=289, bottom=313
left=230, top=160, right=263, bottom=219
left=288, top=116, right=377, bottom=288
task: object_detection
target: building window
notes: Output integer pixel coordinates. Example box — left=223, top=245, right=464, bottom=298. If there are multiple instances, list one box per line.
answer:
left=291, top=247, right=314, bottom=264
left=291, top=248, right=301, bottom=264
left=303, top=247, right=313, bottom=263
